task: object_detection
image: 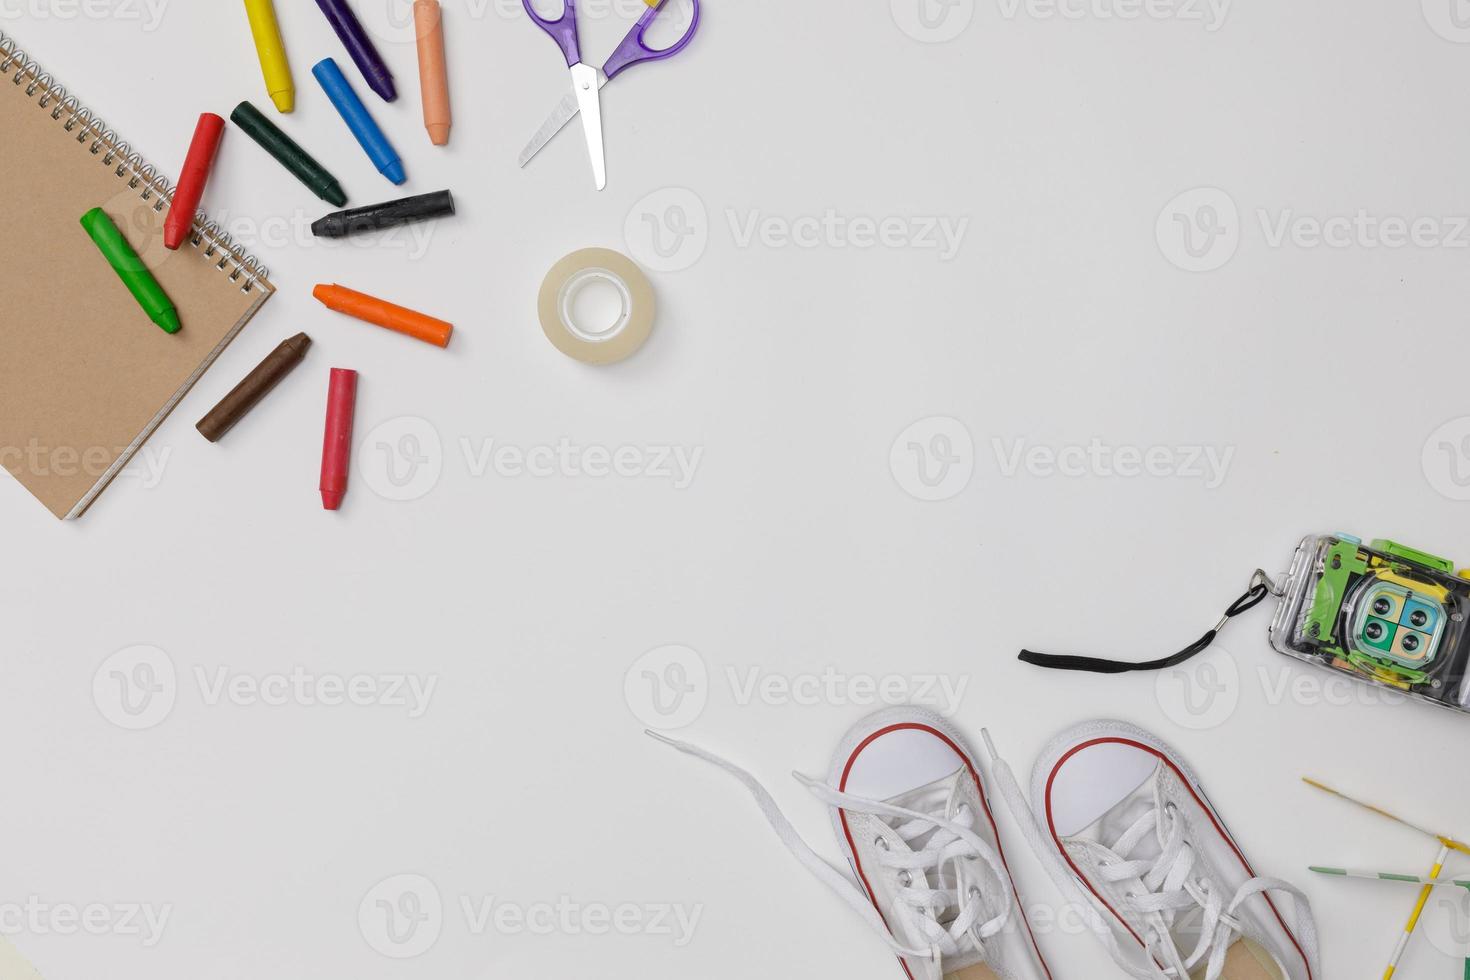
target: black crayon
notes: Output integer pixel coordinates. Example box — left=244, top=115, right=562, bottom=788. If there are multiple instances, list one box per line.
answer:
left=311, top=190, right=455, bottom=238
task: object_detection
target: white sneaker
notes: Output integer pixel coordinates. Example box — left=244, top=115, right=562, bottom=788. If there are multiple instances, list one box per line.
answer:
left=990, top=720, right=1319, bottom=980
left=653, top=707, right=1054, bottom=980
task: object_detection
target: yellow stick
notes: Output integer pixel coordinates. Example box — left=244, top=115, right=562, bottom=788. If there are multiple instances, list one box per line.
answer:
left=1383, top=844, right=1450, bottom=980
left=1303, top=777, right=1470, bottom=856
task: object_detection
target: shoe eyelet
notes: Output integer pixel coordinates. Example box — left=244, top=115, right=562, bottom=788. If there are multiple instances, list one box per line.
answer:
left=874, top=835, right=890, bottom=851
left=898, top=871, right=913, bottom=887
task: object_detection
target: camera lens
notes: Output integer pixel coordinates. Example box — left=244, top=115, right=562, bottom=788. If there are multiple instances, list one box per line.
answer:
left=1373, top=597, right=1393, bottom=616
left=1366, top=622, right=1385, bottom=641
left=1403, top=634, right=1421, bottom=653
left=1411, top=610, right=1429, bottom=628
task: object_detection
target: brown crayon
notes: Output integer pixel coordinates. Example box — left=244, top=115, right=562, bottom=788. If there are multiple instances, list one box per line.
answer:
left=196, top=333, right=312, bottom=441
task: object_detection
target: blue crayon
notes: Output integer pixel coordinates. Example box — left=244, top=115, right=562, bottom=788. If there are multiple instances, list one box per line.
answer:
left=311, top=57, right=405, bottom=185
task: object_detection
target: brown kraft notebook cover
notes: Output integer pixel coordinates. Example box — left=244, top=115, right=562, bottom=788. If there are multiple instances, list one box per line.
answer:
left=0, top=30, right=274, bottom=519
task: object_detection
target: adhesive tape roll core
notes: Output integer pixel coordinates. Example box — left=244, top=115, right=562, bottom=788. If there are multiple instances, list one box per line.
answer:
left=538, top=248, right=656, bottom=365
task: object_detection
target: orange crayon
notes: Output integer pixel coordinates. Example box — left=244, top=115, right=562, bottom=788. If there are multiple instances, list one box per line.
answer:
left=414, top=0, right=451, bottom=146
left=312, top=283, right=453, bottom=348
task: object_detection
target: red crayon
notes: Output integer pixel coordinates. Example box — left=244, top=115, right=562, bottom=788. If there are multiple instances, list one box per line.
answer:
left=320, top=368, right=358, bottom=510
left=164, top=113, right=225, bottom=250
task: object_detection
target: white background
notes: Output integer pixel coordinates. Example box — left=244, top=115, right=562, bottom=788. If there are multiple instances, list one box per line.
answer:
left=4, top=0, right=1470, bottom=977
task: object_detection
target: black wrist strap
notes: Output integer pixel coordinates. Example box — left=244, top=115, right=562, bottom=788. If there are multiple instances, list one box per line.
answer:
left=1017, top=577, right=1272, bottom=675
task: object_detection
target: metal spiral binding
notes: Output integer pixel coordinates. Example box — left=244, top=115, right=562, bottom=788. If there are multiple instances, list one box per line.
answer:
left=0, top=30, right=270, bottom=292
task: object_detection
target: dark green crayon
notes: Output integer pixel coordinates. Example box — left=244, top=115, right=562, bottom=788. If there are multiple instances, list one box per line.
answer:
left=80, top=207, right=180, bottom=334
left=311, top=190, right=455, bottom=238
left=230, top=101, right=347, bottom=207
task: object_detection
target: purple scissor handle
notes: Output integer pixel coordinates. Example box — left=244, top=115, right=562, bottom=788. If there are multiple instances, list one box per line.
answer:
left=603, top=0, right=701, bottom=80
left=523, top=0, right=582, bottom=67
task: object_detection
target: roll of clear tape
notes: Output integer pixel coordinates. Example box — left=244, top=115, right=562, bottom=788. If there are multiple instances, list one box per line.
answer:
left=537, top=248, right=656, bottom=365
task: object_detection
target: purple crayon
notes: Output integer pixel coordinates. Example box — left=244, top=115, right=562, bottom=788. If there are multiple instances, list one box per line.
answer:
left=313, top=0, right=397, bottom=102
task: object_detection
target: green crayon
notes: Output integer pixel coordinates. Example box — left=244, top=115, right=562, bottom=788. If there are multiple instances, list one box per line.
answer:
left=230, top=101, right=347, bottom=207
left=80, top=207, right=180, bottom=334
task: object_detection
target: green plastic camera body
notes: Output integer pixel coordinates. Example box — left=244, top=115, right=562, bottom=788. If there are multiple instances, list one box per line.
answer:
left=1271, top=534, right=1470, bottom=710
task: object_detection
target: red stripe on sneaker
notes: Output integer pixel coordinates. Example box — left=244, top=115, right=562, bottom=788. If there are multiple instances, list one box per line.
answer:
left=1042, top=737, right=1313, bottom=980
left=837, top=723, right=1054, bottom=980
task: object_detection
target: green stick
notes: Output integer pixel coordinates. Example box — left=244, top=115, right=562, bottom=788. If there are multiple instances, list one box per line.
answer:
left=1310, top=866, right=1470, bottom=888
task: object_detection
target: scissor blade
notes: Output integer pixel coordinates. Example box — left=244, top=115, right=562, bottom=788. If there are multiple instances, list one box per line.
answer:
left=518, top=92, right=579, bottom=168
left=517, top=70, right=608, bottom=168
left=570, top=62, right=607, bottom=190
left=517, top=70, right=609, bottom=168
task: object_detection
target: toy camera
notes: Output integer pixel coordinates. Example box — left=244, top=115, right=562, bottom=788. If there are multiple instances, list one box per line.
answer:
left=1270, top=534, right=1470, bottom=711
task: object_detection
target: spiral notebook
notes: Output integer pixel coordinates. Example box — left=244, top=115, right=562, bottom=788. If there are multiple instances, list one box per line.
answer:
left=0, top=31, right=274, bottom=519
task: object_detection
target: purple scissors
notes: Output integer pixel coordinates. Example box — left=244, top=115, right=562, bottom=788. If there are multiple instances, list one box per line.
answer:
left=518, top=0, right=701, bottom=187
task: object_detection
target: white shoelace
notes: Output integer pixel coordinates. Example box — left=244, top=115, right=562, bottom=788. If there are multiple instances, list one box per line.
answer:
left=650, top=731, right=1016, bottom=968
left=1093, top=797, right=1314, bottom=980
left=980, top=731, right=1321, bottom=980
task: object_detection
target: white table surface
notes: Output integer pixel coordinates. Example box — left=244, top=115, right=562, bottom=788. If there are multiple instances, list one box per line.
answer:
left=6, top=1, right=1470, bottom=977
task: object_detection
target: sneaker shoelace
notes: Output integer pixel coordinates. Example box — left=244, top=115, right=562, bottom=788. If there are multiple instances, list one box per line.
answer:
left=1094, top=791, right=1313, bottom=980
left=651, top=731, right=1015, bottom=967
left=980, top=731, right=1320, bottom=980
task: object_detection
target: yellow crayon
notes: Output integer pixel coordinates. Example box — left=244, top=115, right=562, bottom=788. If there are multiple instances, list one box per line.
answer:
left=244, top=0, right=295, bottom=113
